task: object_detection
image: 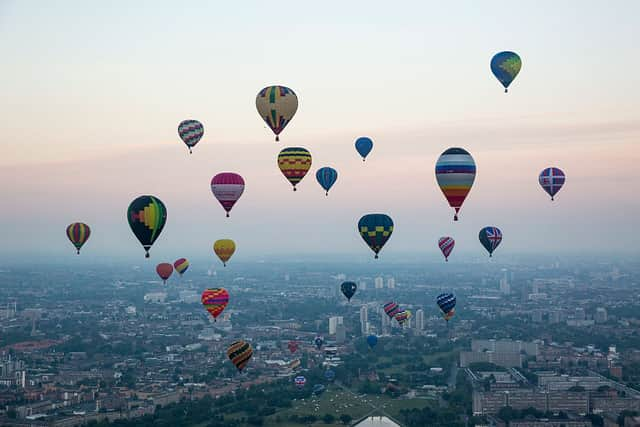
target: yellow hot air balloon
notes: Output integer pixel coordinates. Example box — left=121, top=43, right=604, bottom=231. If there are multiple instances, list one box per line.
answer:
left=256, top=85, right=298, bottom=141
left=214, top=239, right=236, bottom=267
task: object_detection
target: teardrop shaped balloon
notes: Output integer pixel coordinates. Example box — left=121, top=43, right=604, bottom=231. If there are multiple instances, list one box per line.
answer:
left=156, top=263, right=173, bottom=284
left=436, top=293, right=456, bottom=321
left=435, top=148, right=476, bottom=221
left=539, top=167, right=565, bottom=201
left=127, top=195, right=167, bottom=258
left=178, top=119, right=204, bottom=154
left=314, top=336, right=324, bottom=350
left=66, top=222, right=91, bottom=254
left=315, top=167, right=338, bottom=196
left=366, top=335, right=378, bottom=349
left=438, top=237, right=455, bottom=262
left=479, top=226, right=502, bottom=257
left=227, top=340, right=253, bottom=372
left=201, top=288, right=229, bottom=321
left=355, top=137, right=373, bottom=161
left=278, top=147, right=312, bottom=191
left=491, top=51, right=522, bottom=93
left=383, top=302, right=400, bottom=319
left=294, top=375, right=306, bottom=389
left=211, top=173, right=245, bottom=217
left=395, top=309, right=411, bottom=326
left=358, top=214, right=394, bottom=259
left=256, top=85, right=298, bottom=142
left=340, top=281, right=357, bottom=301
left=288, top=340, right=299, bottom=354
left=213, top=239, right=236, bottom=267
left=173, top=258, right=189, bottom=276
left=324, top=369, right=335, bottom=381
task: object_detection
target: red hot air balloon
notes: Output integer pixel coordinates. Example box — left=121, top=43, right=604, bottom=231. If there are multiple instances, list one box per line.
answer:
left=438, top=237, right=455, bottom=262
left=156, top=263, right=173, bottom=284
left=288, top=340, right=299, bottom=354
left=211, top=173, right=245, bottom=217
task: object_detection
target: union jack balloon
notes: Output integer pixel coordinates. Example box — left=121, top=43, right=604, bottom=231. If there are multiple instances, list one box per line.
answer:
left=479, top=226, right=502, bottom=257
left=438, top=237, right=455, bottom=262
left=539, top=167, right=565, bottom=201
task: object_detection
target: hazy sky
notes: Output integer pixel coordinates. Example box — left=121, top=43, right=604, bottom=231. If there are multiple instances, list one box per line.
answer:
left=1, top=1, right=639, bottom=263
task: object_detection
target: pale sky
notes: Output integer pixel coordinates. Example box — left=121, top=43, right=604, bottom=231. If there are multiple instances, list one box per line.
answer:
left=1, top=1, right=639, bottom=262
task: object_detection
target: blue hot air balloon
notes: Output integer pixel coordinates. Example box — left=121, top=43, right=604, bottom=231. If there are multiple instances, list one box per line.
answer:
left=324, top=369, right=335, bottom=381
left=437, top=293, right=456, bottom=315
left=316, top=167, right=338, bottom=196
left=479, top=226, right=502, bottom=257
left=490, top=51, right=522, bottom=93
left=358, top=214, right=394, bottom=259
left=355, top=137, right=373, bottom=161
left=366, top=335, right=378, bottom=349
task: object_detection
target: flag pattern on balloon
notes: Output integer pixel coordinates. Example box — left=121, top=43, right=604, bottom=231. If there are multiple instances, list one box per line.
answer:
left=436, top=148, right=476, bottom=221
left=315, top=167, right=338, bottom=196
left=490, top=51, right=522, bottom=92
left=438, top=237, right=455, bottom=262
left=173, top=258, right=189, bottom=276
left=539, top=167, right=565, bottom=201
left=340, top=281, right=357, bottom=301
left=479, top=226, right=502, bottom=257
left=278, top=147, right=312, bottom=190
left=201, top=288, right=229, bottom=320
left=178, top=119, right=204, bottom=153
left=256, top=85, right=298, bottom=141
left=355, top=137, right=373, bottom=161
left=227, top=340, right=253, bottom=372
left=127, top=195, right=167, bottom=258
left=156, top=263, right=173, bottom=284
left=358, top=214, right=394, bottom=258
left=294, top=375, right=306, bottom=388
left=436, top=293, right=456, bottom=318
left=211, top=173, right=245, bottom=217
left=383, top=302, right=401, bottom=319
left=66, top=222, right=91, bottom=254
left=213, top=239, right=235, bottom=267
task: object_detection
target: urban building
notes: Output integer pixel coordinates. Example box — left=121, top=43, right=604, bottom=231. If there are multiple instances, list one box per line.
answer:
left=415, top=309, right=425, bottom=330
left=329, top=316, right=343, bottom=335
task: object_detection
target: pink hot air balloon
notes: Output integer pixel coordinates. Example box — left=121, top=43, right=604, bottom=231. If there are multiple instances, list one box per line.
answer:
left=438, top=237, right=455, bottom=262
left=211, top=173, right=245, bottom=217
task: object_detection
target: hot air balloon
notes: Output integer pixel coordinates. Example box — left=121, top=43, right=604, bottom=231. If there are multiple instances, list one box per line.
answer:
left=438, top=237, right=455, bottom=262
left=383, top=302, right=401, bottom=319
left=324, top=369, right=335, bottom=381
left=201, top=288, right=229, bottom=321
left=437, top=293, right=456, bottom=322
left=395, top=309, right=411, bottom=326
left=539, top=167, right=565, bottom=201
left=278, top=147, right=312, bottom=191
left=491, top=51, right=522, bottom=93
left=294, top=375, right=307, bottom=389
left=227, top=340, right=253, bottom=372
left=355, top=137, right=373, bottom=161
left=178, top=119, right=204, bottom=154
left=340, top=281, right=357, bottom=302
left=314, top=336, right=324, bottom=350
left=315, top=167, right=338, bottom=196
left=66, top=222, right=91, bottom=254
left=288, top=340, right=299, bottom=354
left=211, top=173, right=245, bottom=217
left=173, top=258, right=189, bottom=276
left=256, top=85, right=298, bottom=141
left=127, top=195, right=167, bottom=258
left=479, top=226, right=502, bottom=257
left=435, top=148, right=476, bottom=221
left=366, top=335, right=378, bottom=349
left=213, top=239, right=235, bottom=267
left=156, top=263, right=173, bottom=284
left=358, top=214, right=394, bottom=259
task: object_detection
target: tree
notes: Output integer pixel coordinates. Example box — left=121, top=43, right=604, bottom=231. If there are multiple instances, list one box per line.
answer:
left=323, top=413, right=336, bottom=424
left=340, top=414, right=353, bottom=425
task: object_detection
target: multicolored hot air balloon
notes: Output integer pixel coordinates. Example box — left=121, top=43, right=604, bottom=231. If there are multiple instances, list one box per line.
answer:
left=358, top=214, right=394, bottom=259
left=178, top=119, right=204, bottom=154
left=491, top=51, right=522, bottom=93
left=438, top=237, right=455, bottom=262
left=66, top=222, right=91, bottom=254
left=201, top=288, right=229, bottom=321
left=355, top=137, right=373, bottom=161
left=383, top=302, right=401, bottom=319
left=437, top=293, right=456, bottom=322
left=211, top=173, right=245, bottom=217
left=341, top=281, right=357, bottom=302
left=127, top=195, right=167, bottom=258
left=366, top=335, right=378, bottom=349
left=395, top=309, right=412, bottom=326
left=314, top=336, right=324, bottom=350
left=227, top=340, right=253, bottom=372
left=539, top=167, right=565, bottom=201
left=315, top=167, right=338, bottom=196
left=294, top=375, right=307, bottom=389
left=256, top=85, right=298, bottom=141
left=479, top=226, right=502, bottom=257
left=278, top=147, right=312, bottom=191
left=288, top=340, right=299, bottom=354
left=173, top=258, right=189, bottom=276
left=156, top=263, right=173, bottom=284
left=435, top=148, right=476, bottom=221
left=213, top=239, right=235, bottom=267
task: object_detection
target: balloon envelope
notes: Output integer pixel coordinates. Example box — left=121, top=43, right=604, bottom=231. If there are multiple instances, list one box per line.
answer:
left=278, top=147, right=312, bottom=190
left=395, top=309, right=411, bottom=326
left=127, top=195, right=167, bottom=258
left=227, top=340, right=253, bottom=372
left=358, top=214, right=394, bottom=258
left=213, top=239, right=236, bottom=266
left=156, top=263, right=173, bottom=284
left=256, top=85, right=298, bottom=141
left=288, top=340, right=299, bottom=354
left=539, top=167, right=565, bottom=201
left=294, top=375, right=307, bottom=388
left=66, top=222, right=91, bottom=254
left=366, top=335, right=378, bottom=349
left=435, top=148, right=476, bottom=221
left=178, top=119, right=204, bottom=153
left=438, top=237, right=455, bottom=262
left=324, top=370, right=335, bottom=381
left=355, top=137, right=373, bottom=160
left=211, top=173, right=245, bottom=217
left=201, top=288, right=229, bottom=320
left=173, top=258, right=189, bottom=276
left=383, top=302, right=401, bottom=319
left=316, top=167, right=338, bottom=195
left=340, top=281, right=357, bottom=301
left=314, top=336, right=324, bottom=350
left=491, top=51, right=522, bottom=92
left=437, top=293, right=456, bottom=316
left=479, top=226, right=502, bottom=257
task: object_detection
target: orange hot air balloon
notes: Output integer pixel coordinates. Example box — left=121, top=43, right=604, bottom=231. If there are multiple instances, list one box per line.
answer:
left=156, top=263, right=173, bottom=284
left=201, top=288, right=229, bottom=321
left=214, top=239, right=236, bottom=267
left=227, top=340, right=253, bottom=372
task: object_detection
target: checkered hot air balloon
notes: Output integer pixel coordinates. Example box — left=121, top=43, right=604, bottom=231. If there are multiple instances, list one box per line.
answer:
left=127, top=195, right=167, bottom=258
left=278, top=147, right=312, bottom=191
left=201, top=288, right=229, bottom=321
left=358, top=214, right=394, bottom=259
left=178, top=119, right=204, bottom=154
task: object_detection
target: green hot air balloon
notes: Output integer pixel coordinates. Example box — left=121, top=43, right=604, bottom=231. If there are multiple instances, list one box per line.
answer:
left=127, top=195, right=167, bottom=258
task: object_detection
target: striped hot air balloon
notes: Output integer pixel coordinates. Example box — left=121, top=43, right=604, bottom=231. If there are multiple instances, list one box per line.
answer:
left=256, top=85, right=298, bottom=141
left=315, top=167, right=338, bottom=196
left=539, top=167, right=565, bottom=201
left=358, top=214, right=394, bottom=259
left=435, top=148, right=476, bottom=221
left=178, top=119, right=204, bottom=153
left=66, top=222, right=91, bottom=254
left=278, top=147, right=312, bottom=191
left=383, top=302, right=401, bottom=319
left=127, top=195, right=167, bottom=258
left=436, top=293, right=456, bottom=321
left=438, top=237, right=455, bottom=262
left=211, top=173, right=245, bottom=217
left=173, top=258, right=189, bottom=276
left=201, top=288, right=229, bottom=321
left=213, top=239, right=235, bottom=267
left=395, top=309, right=411, bottom=326
left=227, top=340, right=253, bottom=372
